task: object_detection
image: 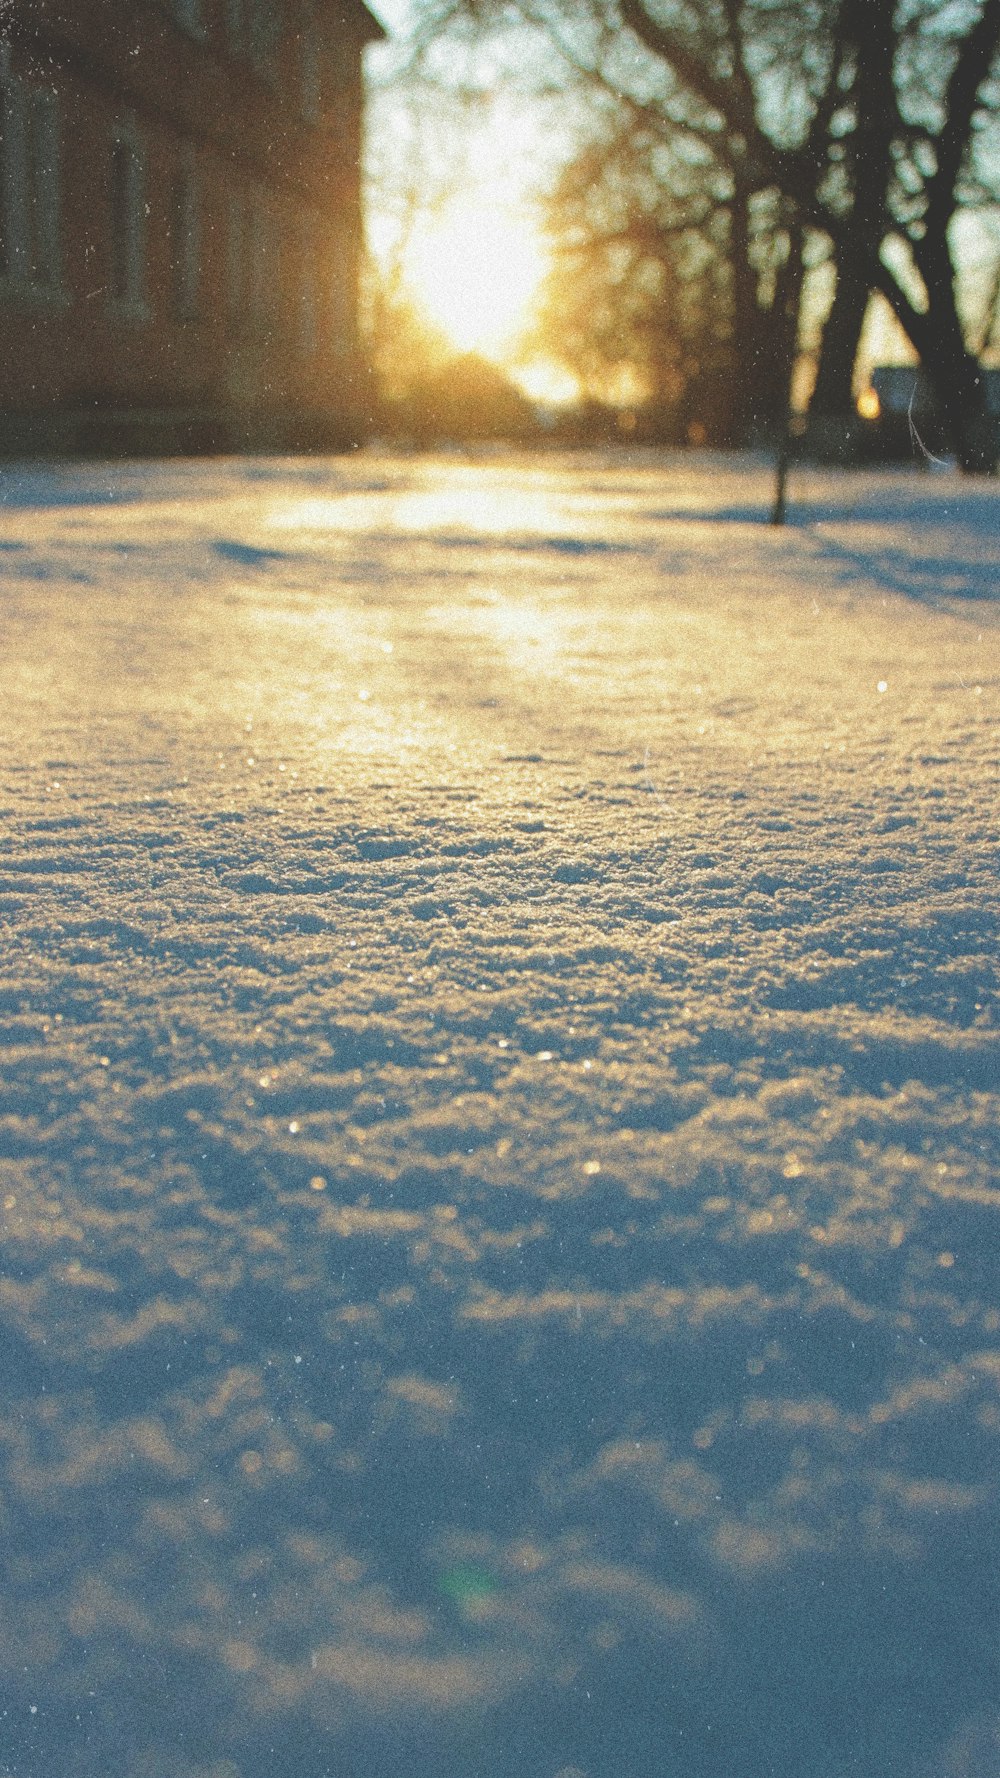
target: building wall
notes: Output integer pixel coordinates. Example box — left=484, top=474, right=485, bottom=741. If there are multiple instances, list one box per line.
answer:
left=0, top=0, right=382, bottom=451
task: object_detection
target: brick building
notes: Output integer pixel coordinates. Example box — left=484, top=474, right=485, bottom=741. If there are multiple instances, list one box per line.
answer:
left=0, top=0, right=384, bottom=454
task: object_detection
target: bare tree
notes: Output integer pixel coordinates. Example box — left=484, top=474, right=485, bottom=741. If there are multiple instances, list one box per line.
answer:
left=436, top=0, right=1000, bottom=470
left=530, top=107, right=752, bottom=437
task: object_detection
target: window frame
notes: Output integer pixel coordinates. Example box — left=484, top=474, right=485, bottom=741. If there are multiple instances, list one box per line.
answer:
left=107, top=121, right=149, bottom=320
left=329, top=257, right=352, bottom=361
left=228, top=0, right=283, bottom=81
left=248, top=189, right=278, bottom=335
left=25, top=86, right=63, bottom=290
left=0, top=54, right=66, bottom=306
left=299, top=0, right=321, bottom=124
left=170, top=0, right=207, bottom=40
left=171, top=143, right=200, bottom=321
left=298, top=211, right=319, bottom=354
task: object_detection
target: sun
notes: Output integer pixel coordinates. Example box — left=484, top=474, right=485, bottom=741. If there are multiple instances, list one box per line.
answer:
left=402, top=198, right=548, bottom=361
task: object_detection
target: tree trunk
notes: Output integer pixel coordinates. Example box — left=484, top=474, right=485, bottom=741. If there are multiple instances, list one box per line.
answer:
left=806, top=0, right=896, bottom=458
left=727, top=179, right=765, bottom=444
left=900, top=0, right=1000, bottom=472
left=725, top=173, right=792, bottom=445
left=874, top=253, right=997, bottom=475
left=809, top=257, right=869, bottom=418
left=917, top=244, right=997, bottom=474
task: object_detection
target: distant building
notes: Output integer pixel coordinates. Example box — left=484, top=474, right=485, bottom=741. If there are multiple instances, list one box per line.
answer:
left=0, top=0, right=384, bottom=455
left=871, top=365, right=1000, bottom=420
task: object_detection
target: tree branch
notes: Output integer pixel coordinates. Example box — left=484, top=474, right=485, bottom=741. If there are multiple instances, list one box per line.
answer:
left=925, top=0, right=1000, bottom=238
left=617, top=0, right=758, bottom=145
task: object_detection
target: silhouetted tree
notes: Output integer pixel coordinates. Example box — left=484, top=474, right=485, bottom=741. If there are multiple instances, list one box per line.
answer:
left=526, top=91, right=805, bottom=441
left=438, top=0, right=1000, bottom=470
left=529, top=116, right=734, bottom=435
left=391, top=352, right=538, bottom=441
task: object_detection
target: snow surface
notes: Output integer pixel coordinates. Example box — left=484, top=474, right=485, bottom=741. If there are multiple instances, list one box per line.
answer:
left=0, top=447, right=997, bottom=1778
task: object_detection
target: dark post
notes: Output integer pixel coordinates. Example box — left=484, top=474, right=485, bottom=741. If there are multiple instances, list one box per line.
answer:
left=771, top=417, right=792, bottom=527
left=770, top=222, right=806, bottom=527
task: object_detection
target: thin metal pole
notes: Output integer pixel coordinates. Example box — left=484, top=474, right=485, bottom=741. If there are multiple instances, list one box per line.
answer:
left=771, top=425, right=791, bottom=527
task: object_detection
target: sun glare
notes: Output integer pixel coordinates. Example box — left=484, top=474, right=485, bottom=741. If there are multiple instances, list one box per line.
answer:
left=403, top=199, right=548, bottom=360
left=514, top=359, right=581, bottom=406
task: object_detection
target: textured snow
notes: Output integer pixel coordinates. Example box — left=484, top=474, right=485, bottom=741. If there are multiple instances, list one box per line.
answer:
left=0, top=448, right=997, bottom=1778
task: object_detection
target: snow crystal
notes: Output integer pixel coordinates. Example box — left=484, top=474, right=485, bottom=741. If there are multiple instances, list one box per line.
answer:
left=0, top=446, right=996, bottom=1778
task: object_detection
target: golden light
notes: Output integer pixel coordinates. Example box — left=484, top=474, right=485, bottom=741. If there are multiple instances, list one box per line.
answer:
left=402, top=197, right=549, bottom=360
left=513, top=358, right=581, bottom=406
left=857, top=387, right=881, bottom=420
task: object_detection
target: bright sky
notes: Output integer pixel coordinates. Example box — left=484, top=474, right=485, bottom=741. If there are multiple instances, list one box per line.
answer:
left=364, top=3, right=581, bottom=400
left=400, top=197, right=548, bottom=360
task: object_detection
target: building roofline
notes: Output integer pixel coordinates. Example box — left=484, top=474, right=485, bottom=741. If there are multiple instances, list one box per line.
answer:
left=333, top=0, right=389, bottom=44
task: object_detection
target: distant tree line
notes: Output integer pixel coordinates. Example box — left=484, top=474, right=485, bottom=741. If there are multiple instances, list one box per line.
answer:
left=405, top=0, right=1000, bottom=472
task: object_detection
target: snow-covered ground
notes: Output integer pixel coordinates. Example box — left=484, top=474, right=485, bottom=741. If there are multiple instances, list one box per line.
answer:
left=0, top=448, right=997, bottom=1778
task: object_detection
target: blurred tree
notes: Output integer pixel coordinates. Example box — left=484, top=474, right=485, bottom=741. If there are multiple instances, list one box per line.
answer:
left=362, top=47, right=474, bottom=427
left=528, top=103, right=783, bottom=441
left=435, top=0, right=1000, bottom=470
left=393, top=351, right=538, bottom=440
left=876, top=0, right=1000, bottom=470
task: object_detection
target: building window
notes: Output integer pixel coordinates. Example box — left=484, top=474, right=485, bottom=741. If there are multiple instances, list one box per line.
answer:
left=255, top=0, right=285, bottom=70
left=228, top=186, right=283, bottom=339
left=228, top=0, right=283, bottom=76
left=227, top=189, right=249, bottom=327
left=299, top=216, right=318, bottom=352
left=249, top=194, right=278, bottom=333
left=330, top=260, right=352, bottom=359
left=300, top=2, right=321, bottom=122
left=0, top=70, right=63, bottom=297
left=226, top=0, right=245, bottom=54
left=25, top=89, right=61, bottom=287
left=171, top=0, right=205, bottom=37
left=327, top=26, right=357, bottom=96
left=171, top=149, right=199, bottom=318
left=109, top=127, right=146, bottom=311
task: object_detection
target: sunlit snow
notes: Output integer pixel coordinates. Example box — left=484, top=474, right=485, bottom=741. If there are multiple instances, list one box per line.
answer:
left=0, top=447, right=997, bottom=1778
